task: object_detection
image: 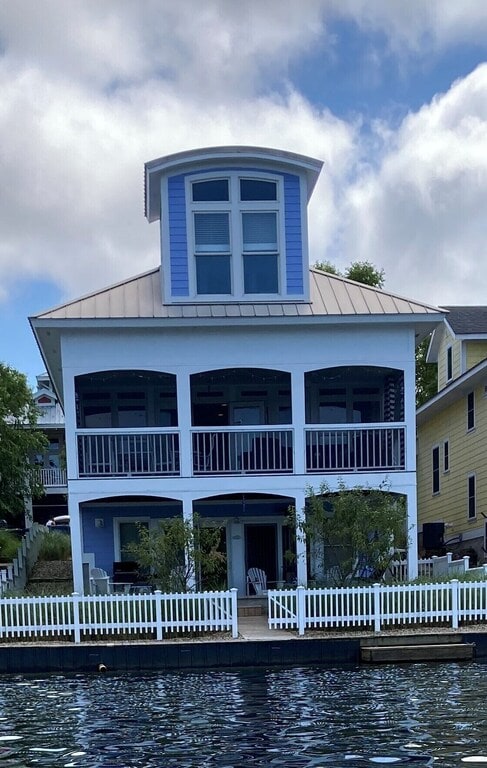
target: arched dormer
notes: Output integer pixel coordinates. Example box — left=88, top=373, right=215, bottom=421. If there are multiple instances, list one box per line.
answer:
left=144, top=146, right=322, bottom=305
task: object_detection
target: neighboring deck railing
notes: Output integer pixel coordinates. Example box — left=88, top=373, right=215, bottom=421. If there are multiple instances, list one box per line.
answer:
left=268, top=581, right=487, bottom=635
left=305, top=425, right=405, bottom=472
left=0, top=588, right=238, bottom=643
left=388, top=553, right=476, bottom=582
left=38, top=467, right=67, bottom=487
left=77, top=430, right=180, bottom=477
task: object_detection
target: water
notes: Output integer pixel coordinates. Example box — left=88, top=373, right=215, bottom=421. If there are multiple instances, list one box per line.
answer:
left=0, top=662, right=486, bottom=766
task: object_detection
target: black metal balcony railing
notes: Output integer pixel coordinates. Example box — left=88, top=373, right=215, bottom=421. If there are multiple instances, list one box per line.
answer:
left=77, top=431, right=180, bottom=477
left=192, top=429, right=294, bottom=475
left=305, top=426, right=405, bottom=472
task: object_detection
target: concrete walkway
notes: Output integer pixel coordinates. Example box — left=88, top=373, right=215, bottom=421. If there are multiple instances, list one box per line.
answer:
left=237, top=614, right=294, bottom=641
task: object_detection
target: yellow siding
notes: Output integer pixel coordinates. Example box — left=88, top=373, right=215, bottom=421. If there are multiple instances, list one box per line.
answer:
left=436, top=331, right=461, bottom=390
left=466, top=341, right=487, bottom=371
left=417, top=380, right=487, bottom=543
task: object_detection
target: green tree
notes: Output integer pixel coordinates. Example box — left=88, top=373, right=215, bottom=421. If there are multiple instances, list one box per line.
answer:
left=289, top=481, right=407, bottom=586
left=415, top=336, right=438, bottom=407
left=314, top=260, right=384, bottom=288
left=126, top=516, right=227, bottom=592
left=0, top=363, right=47, bottom=520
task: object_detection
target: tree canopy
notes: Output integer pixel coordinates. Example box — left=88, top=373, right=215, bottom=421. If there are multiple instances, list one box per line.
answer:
left=415, top=336, right=438, bottom=407
left=290, top=481, right=407, bottom=586
left=0, top=363, right=47, bottom=520
left=314, top=260, right=384, bottom=288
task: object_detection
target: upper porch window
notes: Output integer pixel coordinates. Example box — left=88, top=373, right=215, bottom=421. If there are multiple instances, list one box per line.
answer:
left=75, top=371, right=177, bottom=429
left=189, top=173, right=281, bottom=298
left=305, top=366, right=404, bottom=424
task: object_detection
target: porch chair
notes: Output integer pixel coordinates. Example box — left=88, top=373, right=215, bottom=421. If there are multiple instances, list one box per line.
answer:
left=247, top=567, right=268, bottom=596
left=90, top=567, right=112, bottom=595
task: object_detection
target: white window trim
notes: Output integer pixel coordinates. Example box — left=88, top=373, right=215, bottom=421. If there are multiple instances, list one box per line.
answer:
left=443, top=439, right=450, bottom=473
left=185, top=170, right=285, bottom=301
left=467, top=473, right=476, bottom=520
left=113, top=516, right=153, bottom=561
left=467, top=390, right=475, bottom=432
left=446, top=345, right=453, bottom=381
left=432, top=444, right=440, bottom=495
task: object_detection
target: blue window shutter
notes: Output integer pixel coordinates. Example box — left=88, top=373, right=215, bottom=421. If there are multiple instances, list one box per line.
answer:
left=283, top=173, right=303, bottom=295
left=168, top=175, right=189, bottom=296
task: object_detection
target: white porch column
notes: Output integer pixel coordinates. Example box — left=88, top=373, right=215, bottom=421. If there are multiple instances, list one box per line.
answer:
left=294, top=488, right=307, bottom=586
left=406, top=486, right=418, bottom=580
left=182, top=498, right=196, bottom=591
left=291, top=369, right=306, bottom=475
left=177, top=374, right=192, bottom=478
left=69, top=496, right=84, bottom=593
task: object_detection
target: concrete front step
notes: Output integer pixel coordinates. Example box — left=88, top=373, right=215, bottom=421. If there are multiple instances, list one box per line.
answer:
left=238, top=597, right=267, bottom=618
left=361, top=642, right=475, bottom=664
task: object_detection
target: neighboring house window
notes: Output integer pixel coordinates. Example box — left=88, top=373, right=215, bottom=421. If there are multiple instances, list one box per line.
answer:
left=432, top=446, right=440, bottom=494
left=189, top=174, right=281, bottom=297
left=446, top=346, right=452, bottom=381
left=468, top=474, right=476, bottom=519
left=467, top=391, right=475, bottom=431
left=443, top=440, right=449, bottom=473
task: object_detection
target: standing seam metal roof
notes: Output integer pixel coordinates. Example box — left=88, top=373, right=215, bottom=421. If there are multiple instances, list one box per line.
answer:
left=33, top=267, right=443, bottom=321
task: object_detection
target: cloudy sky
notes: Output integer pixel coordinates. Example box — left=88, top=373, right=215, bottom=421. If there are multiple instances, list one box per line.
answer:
left=1, top=0, right=487, bottom=386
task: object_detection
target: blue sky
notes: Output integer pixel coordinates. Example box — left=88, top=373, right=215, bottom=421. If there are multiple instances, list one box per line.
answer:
left=0, top=1, right=486, bottom=388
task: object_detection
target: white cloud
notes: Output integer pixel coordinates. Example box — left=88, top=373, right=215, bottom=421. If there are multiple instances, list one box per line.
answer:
left=0, top=0, right=486, bottom=313
left=339, top=64, right=487, bottom=304
left=0, top=60, right=356, bottom=302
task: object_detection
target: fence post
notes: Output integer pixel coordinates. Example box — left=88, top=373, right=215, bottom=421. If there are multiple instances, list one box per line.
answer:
left=230, top=588, right=238, bottom=639
left=462, top=556, right=470, bottom=573
left=373, top=583, right=382, bottom=633
left=451, top=579, right=459, bottom=630
left=297, top=585, right=306, bottom=636
left=154, top=590, right=163, bottom=641
left=72, top=592, right=81, bottom=644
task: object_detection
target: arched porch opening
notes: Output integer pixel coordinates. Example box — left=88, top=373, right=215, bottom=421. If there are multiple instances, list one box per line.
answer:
left=79, top=494, right=182, bottom=591
left=304, top=366, right=405, bottom=472
left=75, top=371, right=179, bottom=478
left=194, top=492, right=295, bottom=593
left=302, top=486, right=407, bottom=587
left=190, top=368, right=293, bottom=475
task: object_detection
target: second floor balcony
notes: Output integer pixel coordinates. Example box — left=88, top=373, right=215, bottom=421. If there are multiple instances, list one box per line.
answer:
left=76, top=424, right=405, bottom=478
left=73, top=365, right=407, bottom=479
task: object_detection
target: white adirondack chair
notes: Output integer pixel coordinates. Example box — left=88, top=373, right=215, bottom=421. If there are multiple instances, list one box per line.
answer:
left=247, top=567, right=268, bottom=596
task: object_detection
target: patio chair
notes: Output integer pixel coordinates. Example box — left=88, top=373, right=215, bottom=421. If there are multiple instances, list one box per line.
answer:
left=247, top=567, right=268, bottom=596
left=90, top=567, right=112, bottom=595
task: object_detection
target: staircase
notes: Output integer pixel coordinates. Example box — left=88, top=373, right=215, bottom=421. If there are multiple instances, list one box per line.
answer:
left=361, top=633, right=475, bottom=663
left=238, top=597, right=267, bottom=617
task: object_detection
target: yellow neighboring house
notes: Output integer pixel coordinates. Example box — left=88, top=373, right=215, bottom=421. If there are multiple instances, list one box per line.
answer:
left=417, top=306, right=487, bottom=564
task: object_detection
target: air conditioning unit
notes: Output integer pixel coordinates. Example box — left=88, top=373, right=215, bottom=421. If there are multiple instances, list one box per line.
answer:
left=422, top=522, right=445, bottom=550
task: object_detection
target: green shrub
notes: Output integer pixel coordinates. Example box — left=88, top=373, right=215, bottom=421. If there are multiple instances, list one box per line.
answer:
left=0, top=530, right=20, bottom=562
left=38, top=531, right=71, bottom=561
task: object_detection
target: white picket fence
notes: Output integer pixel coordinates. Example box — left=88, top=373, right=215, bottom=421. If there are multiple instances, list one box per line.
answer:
left=268, top=580, right=487, bottom=635
left=0, top=524, right=47, bottom=595
left=387, top=553, right=480, bottom=582
left=0, top=588, right=238, bottom=643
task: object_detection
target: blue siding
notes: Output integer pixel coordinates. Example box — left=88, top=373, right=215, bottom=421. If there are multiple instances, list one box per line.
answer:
left=283, top=173, right=303, bottom=295
left=168, top=175, right=189, bottom=296
left=81, top=502, right=181, bottom=576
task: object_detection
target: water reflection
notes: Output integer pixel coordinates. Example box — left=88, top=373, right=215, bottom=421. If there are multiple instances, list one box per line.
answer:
left=0, top=663, right=483, bottom=765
